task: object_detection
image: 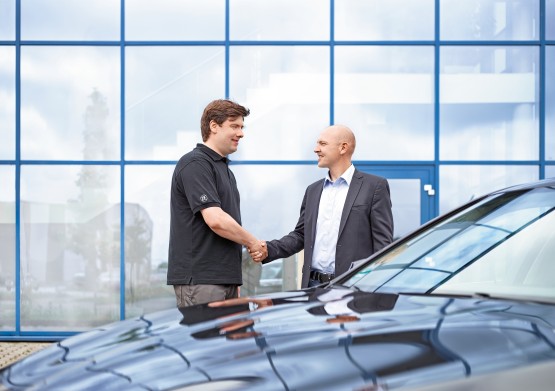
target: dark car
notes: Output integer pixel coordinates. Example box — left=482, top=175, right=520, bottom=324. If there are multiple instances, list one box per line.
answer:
left=2, top=179, right=555, bottom=390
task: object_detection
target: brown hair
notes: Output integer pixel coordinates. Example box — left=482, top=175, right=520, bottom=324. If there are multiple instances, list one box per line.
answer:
left=200, top=99, right=250, bottom=142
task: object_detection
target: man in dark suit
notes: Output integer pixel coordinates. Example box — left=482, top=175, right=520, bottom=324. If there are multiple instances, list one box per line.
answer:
left=250, top=125, right=393, bottom=288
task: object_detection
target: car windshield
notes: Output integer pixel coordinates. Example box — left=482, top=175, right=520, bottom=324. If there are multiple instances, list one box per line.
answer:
left=343, top=185, right=555, bottom=303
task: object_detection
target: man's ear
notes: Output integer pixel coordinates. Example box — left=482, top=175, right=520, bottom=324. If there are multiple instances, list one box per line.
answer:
left=209, top=120, right=218, bottom=134
left=339, top=142, right=348, bottom=155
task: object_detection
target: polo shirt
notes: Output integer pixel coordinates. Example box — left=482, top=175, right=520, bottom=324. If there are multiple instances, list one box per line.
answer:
left=167, top=143, right=242, bottom=286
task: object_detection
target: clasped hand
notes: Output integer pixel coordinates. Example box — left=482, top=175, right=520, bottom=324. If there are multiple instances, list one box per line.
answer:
left=248, top=240, right=267, bottom=262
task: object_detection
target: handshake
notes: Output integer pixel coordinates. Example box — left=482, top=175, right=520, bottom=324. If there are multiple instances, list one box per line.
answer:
left=248, top=240, right=267, bottom=263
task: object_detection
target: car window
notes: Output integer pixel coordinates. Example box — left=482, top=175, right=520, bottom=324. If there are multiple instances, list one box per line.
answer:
left=345, top=186, right=555, bottom=302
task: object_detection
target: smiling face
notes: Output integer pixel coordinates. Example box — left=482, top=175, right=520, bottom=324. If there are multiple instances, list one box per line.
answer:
left=207, top=117, right=245, bottom=156
left=314, top=127, right=344, bottom=169
left=314, top=125, right=356, bottom=179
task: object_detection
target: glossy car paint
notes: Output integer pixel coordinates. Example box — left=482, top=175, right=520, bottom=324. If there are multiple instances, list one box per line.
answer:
left=2, top=178, right=555, bottom=390
left=1, top=288, right=555, bottom=390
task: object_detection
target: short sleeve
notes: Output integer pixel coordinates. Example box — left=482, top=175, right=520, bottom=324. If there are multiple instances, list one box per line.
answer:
left=178, top=160, right=221, bottom=214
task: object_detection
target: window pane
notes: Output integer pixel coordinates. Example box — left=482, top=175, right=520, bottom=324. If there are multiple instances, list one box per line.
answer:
left=0, top=166, right=15, bottom=331
left=335, top=0, right=434, bottom=40
left=440, top=0, right=539, bottom=40
left=20, top=165, right=120, bottom=331
left=388, top=179, right=421, bottom=239
left=335, top=46, right=435, bottom=160
left=234, top=164, right=324, bottom=293
left=0, top=46, right=15, bottom=160
left=21, top=46, right=120, bottom=160
left=547, top=46, right=555, bottom=161
left=548, top=0, right=555, bottom=40
left=440, top=46, right=539, bottom=160
left=21, top=0, right=119, bottom=40
left=125, top=165, right=174, bottom=318
left=126, top=0, right=224, bottom=41
left=125, top=47, right=224, bottom=160
left=439, top=165, right=538, bottom=214
left=546, top=166, right=555, bottom=178
left=230, top=46, right=329, bottom=160
left=230, top=0, right=329, bottom=40
left=0, top=0, right=15, bottom=40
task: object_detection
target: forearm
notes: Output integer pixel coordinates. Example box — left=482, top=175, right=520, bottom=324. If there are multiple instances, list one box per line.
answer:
left=265, top=232, right=304, bottom=262
left=201, top=207, right=259, bottom=249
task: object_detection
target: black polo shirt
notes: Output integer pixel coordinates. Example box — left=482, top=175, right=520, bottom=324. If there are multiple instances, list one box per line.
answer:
left=167, top=144, right=242, bottom=285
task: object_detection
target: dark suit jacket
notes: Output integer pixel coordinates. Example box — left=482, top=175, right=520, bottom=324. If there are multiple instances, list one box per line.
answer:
left=264, top=169, right=394, bottom=288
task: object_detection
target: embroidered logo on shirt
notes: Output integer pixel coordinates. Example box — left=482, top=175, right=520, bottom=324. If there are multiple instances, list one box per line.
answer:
left=200, top=194, right=208, bottom=203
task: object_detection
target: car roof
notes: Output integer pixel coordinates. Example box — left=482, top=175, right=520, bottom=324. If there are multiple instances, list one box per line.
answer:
left=493, top=177, right=555, bottom=194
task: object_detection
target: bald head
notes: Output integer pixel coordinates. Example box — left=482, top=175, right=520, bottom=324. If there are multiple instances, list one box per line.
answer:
left=314, top=125, right=357, bottom=179
left=322, top=125, right=356, bottom=156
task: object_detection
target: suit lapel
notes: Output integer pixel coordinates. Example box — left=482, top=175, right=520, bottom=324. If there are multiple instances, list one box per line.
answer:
left=339, top=170, right=363, bottom=238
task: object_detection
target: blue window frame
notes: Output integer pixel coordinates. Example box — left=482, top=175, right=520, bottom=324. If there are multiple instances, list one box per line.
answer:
left=0, top=0, right=553, bottom=339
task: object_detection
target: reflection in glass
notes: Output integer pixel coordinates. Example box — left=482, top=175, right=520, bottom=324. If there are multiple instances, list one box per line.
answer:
left=335, top=46, right=434, bottom=160
left=125, top=47, right=224, bottom=160
left=21, top=0, right=121, bottom=41
left=230, top=46, right=329, bottom=160
left=335, top=0, right=434, bottom=40
left=548, top=0, right=555, bottom=39
left=124, top=165, right=174, bottom=317
left=21, top=46, right=120, bottom=160
left=21, top=0, right=119, bottom=40
left=440, top=46, right=539, bottom=160
left=387, top=179, right=420, bottom=239
left=0, top=166, right=15, bottom=330
left=126, top=0, right=224, bottom=40
left=230, top=0, right=328, bottom=40
left=547, top=46, right=555, bottom=161
left=0, top=46, right=15, bottom=159
left=439, top=165, right=538, bottom=213
left=20, top=165, right=120, bottom=331
left=348, top=186, right=555, bottom=301
left=440, top=0, right=539, bottom=40
left=0, top=0, right=15, bottom=40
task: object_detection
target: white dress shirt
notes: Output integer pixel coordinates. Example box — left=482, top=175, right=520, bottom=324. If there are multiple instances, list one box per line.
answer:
left=312, top=164, right=355, bottom=274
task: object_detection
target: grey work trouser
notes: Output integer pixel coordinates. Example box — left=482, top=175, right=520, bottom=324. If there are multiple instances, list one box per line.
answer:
left=173, top=284, right=238, bottom=307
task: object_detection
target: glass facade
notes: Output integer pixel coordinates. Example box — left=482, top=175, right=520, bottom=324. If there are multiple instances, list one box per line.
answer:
left=0, top=165, right=15, bottom=331
left=547, top=45, right=555, bottom=161
left=19, top=165, right=121, bottom=331
left=335, top=46, right=435, bottom=160
left=0, top=0, right=553, bottom=338
left=440, top=46, right=539, bottom=161
left=0, top=45, right=15, bottom=159
left=20, top=46, right=120, bottom=160
left=21, top=0, right=120, bottom=41
left=440, top=0, right=539, bottom=40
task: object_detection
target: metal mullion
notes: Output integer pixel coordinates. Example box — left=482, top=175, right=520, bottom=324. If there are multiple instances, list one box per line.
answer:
left=15, top=0, right=22, bottom=337
left=539, top=0, right=546, bottom=179
left=120, top=0, right=126, bottom=322
left=434, top=0, right=440, bottom=217
left=225, top=0, right=230, bottom=98
left=330, top=0, right=334, bottom=125
left=18, top=40, right=120, bottom=46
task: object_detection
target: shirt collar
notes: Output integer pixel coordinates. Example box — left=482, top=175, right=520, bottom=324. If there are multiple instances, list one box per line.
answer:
left=197, top=143, right=229, bottom=164
left=324, top=164, right=355, bottom=186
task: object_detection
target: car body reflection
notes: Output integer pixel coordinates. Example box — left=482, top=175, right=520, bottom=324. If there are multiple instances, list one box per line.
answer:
left=2, top=178, right=555, bottom=390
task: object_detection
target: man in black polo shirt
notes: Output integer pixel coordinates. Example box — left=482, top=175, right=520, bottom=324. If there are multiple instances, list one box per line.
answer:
left=168, top=99, right=267, bottom=307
